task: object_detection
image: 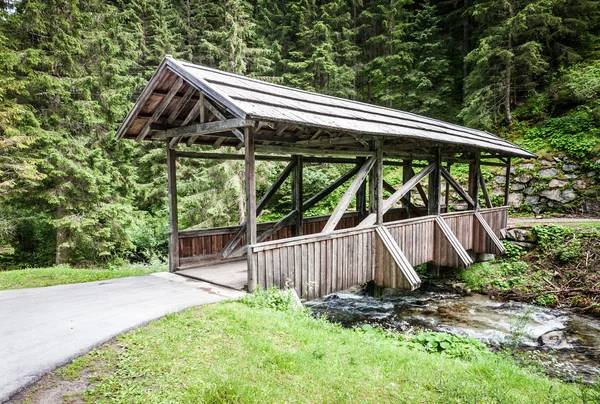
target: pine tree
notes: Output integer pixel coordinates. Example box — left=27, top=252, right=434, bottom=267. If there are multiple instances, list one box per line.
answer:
left=460, top=0, right=565, bottom=129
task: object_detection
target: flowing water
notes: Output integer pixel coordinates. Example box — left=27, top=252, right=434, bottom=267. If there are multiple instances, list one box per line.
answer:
left=305, top=289, right=600, bottom=383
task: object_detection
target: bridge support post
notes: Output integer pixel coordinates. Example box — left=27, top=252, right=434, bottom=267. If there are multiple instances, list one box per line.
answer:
left=292, top=155, right=303, bottom=236
left=245, top=127, right=257, bottom=291
left=468, top=152, right=480, bottom=210
left=167, top=141, right=179, bottom=273
left=402, top=161, right=412, bottom=218
left=428, top=147, right=442, bottom=276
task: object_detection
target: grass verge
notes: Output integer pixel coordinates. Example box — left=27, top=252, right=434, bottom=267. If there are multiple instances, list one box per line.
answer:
left=16, top=289, right=597, bottom=403
left=0, top=263, right=165, bottom=290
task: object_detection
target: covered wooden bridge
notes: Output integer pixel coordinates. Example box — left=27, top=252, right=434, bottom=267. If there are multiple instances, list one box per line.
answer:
left=116, top=56, right=535, bottom=300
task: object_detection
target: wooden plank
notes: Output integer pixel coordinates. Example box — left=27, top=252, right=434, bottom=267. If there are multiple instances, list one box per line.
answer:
left=167, top=141, right=179, bottom=272
left=137, top=78, right=183, bottom=141
left=292, top=156, right=303, bottom=236
left=504, top=157, right=511, bottom=207
left=221, top=160, right=296, bottom=257
left=245, top=127, right=257, bottom=290
left=166, top=86, right=196, bottom=124
left=479, top=168, right=494, bottom=208
left=257, top=145, right=375, bottom=158
left=411, top=167, right=429, bottom=208
left=203, top=98, right=245, bottom=141
left=474, top=211, right=506, bottom=254
left=440, top=166, right=475, bottom=207
left=468, top=152, right=480, bottom=210
left=155, top=118, right=253, bottom=140
left=303, top=165, right=361, bottom=211
left=375, top=140, right=384, bottom=225
left=359, top=163, right=436, bottom=227
left=428, top=147, right=441, bottom=216
left=434, top=216, right=473, bottom=266
left=322, top=157, right=376, bottom=234
left=182, top=94, right=203, bottom=127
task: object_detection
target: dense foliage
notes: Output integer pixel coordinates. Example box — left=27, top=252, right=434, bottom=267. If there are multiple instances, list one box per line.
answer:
left=0, top=0, right=599, bottom=268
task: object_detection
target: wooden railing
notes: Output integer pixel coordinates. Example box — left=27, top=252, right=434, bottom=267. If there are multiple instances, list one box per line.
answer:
left=178, top=208, right=407, bottom=267
left=249, top=206, right=508, bottom=300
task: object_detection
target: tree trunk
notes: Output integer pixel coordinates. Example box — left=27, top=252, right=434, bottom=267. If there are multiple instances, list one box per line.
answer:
left=505, top=2, right=514, bottom=124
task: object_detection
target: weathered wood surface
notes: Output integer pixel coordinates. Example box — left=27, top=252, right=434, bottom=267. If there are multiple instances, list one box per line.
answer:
left=247, top=207, right=508, bottom=299
left=179, top=209, right=406, bottom=261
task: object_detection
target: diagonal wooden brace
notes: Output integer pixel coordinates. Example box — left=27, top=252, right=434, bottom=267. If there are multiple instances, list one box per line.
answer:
left=321, top=157, right=375, bottom=234
left=359, top=163, right=436, bottom=227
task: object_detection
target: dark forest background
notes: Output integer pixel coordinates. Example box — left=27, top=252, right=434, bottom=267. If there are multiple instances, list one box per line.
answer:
left=1, top=0, right=599, bottom=268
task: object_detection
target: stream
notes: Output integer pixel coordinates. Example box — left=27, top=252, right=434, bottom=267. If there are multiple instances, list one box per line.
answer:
left=305, top=288, right=600, bottom=383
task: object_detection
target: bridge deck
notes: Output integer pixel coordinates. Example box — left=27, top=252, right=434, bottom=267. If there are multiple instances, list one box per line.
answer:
left=178, top=259, right=248, bottom=291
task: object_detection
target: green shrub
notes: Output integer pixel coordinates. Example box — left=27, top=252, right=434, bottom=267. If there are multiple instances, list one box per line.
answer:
left=409, top=332, right=489, bottom=359
left=503, top=241, right=524, bottom=261
left=532, top=224, right=572, bottom=250
left=556, top=239, right=581, bottom=263
left=237, top=286, right=300, bottom=312
left=535, top=294, right=558, bottom=307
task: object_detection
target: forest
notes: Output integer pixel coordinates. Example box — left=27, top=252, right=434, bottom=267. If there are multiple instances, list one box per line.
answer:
left=0, top=0, right=599, bottom=268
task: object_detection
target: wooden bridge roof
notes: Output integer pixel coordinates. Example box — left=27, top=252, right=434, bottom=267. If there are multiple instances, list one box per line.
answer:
left=116, top=56, right=535, bottom=159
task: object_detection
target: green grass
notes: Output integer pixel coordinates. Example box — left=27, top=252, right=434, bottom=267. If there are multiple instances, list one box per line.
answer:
left=0, top=263, right=165, bottom=290
left=50, top=292, right=593, bottom=403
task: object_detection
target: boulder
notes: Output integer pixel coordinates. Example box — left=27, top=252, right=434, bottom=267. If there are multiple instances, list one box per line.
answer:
left=573, top=180, right=586, bottom=190
left=505, top=228, right=535, bottom=242
left=548, top=179, right=567, bottom=188
left=519, top=163, right=535, bottom=170
left=564, top=174, right=578, bottom=179
left=538, top=330, right=571, bottom=350
left=492, top=187, right=504, bottom=196
left=587, top=171, right=596, bottom=178
left=524, top=195, right=540, bottom=205
left=508, top=193, right=524, bottom=208
left=538, top=168, right=557, bottom=178
left=511, top=241, right=536, bottom=249
left=515, top=173, right=534, bottom=183
left=495, top=176, right=507, bottom=184
left=540, top=189, right=576, bottom=203
left=562, top=164, right=578, bottom=172
left=539, top=160, right=554, bottom=167
left=524, top=187, right=536, bottom=195
left=511, top=183, right=525, bottom=191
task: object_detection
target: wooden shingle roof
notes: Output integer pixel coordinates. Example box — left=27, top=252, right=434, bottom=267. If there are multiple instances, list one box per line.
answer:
left=116, top=56, right=535, bottom=159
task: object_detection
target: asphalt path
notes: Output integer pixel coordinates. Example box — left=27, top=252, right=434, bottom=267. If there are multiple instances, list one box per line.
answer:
left=0, top=273, right=244, bottom=402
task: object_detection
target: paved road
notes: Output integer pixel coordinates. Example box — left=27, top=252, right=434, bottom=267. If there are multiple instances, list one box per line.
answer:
left=0, top=273, right=244, bottom=403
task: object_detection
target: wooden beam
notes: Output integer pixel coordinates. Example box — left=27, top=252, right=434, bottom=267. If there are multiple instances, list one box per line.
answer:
left=411, top=167, right=429, bottom=207
left=440, top=166, right=475, bottom=207
left=356, top=158, right=367, bottom=220
left=203, top=98, right=245, bottom=142
left=303, top=165, right=362, bottom=211
left=375, top=226, right=421, bottom=290
left=221, top=160, right=297, bottom=258
left=504, top=157, right=511, bottom=207
left=375, top=140, right=384, bottom=225
left=403, top=161, right=412, bottom=217
left=434, top=216, right=473, bottom=266
left=186, top=93, right=205, bottom=145
left=257, top=145, right=375, bottom=158
left=321, top=157, right=376, bottom=234
left=479, top=168, right=494, bottom=208
left=182, top=93, right=203, bottom=127
left=166, top=141, right=179, bottom=272
left=468, top=153, right=480, bottom=210
left=245, top=126, right=256, bottom=290
left=137, top=78, right=183, bottom=141
left=166, top=86, right=196, bottom=125
left=155, top=118, right=253, bottom=141
left=428, top=147, right=442, bottom=216
left=292, top=156, right=303, bottom=236
left=474, top=211, right=505, bottom=254
left=359, top=163, right=436, bottom=227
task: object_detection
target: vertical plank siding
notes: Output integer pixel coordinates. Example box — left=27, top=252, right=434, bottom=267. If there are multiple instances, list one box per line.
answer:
left=177, top=208, right=407, bottom=261
left=181, top=207, right=508, bottom=299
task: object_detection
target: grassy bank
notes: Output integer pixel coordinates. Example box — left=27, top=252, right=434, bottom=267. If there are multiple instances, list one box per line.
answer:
left=460, top=224, right=599, bottom=314
left=16, top=289, right=596, bottom=403
left=0, top=263, right=165, bottom=290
